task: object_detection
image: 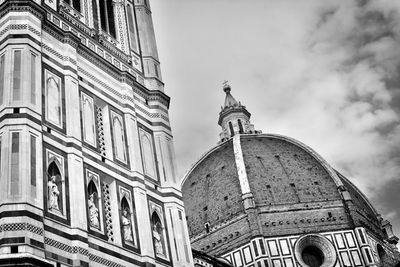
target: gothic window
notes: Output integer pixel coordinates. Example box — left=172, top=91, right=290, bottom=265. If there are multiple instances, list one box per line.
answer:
left=47, top=161, right=63, bottom=213
left=111, top=112, right=127, bottom=162
left=238, top=119, right=244, bottom=134
left=45, top=70, right=62, bottom=127
left=99, top=0, right=116, bottom=38
left=139, top=129, right=156, bottom=179
left=0, top=53, right=5, bottom=104
left=87, top=180, right=101, bottom=229
left=229, top=121, right=234, bottom=137
left=126, top=3, right=138, bottom=52
left=81, top=93, right=96, bottom=146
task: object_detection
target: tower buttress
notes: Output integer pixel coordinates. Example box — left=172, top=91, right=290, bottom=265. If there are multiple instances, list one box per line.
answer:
left=218, top=82, right=261, bottom=143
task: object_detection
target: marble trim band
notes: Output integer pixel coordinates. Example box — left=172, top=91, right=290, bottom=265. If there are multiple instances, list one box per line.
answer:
left=0, top=222, right=43, bottom=236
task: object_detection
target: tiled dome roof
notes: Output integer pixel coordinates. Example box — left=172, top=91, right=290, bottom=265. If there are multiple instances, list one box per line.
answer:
left=182, top=133, right=384, bottom=254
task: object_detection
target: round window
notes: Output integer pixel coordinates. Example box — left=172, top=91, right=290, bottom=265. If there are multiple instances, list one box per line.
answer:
left=302, top=245, right=324, bottom=267
left=294, top=234, right=337, bottom=267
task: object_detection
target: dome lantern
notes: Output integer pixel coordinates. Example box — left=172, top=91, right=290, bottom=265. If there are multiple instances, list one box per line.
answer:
left=218, top=81, right=261, bottom=143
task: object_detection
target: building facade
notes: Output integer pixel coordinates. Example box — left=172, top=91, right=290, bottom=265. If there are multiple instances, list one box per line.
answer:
left=182, top=84, right=400, bottom=267
left=0, top=0, right=194, bottom=266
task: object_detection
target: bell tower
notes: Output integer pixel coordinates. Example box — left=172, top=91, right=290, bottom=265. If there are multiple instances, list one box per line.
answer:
left=0, top=0, right=193, bottom=266
left=218, top=82, right=260, bottom=142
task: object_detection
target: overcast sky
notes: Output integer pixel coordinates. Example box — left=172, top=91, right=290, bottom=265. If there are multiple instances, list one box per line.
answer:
left=150, top=0, right=400, bottom=244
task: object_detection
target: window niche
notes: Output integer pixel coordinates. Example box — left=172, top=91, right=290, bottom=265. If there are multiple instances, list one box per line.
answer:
left=46, top=150, right=67, bottom=218
left=86, top=170, right=103, bottom=232
left=119, top=186, right=137, bottom=248
left=149, top=201, right=169, bottom=260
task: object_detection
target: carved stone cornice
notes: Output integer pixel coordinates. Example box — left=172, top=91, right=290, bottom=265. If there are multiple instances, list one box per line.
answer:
left=0, top=0, right=46, bottom=21
left=59, top=3, right=94, bottom=37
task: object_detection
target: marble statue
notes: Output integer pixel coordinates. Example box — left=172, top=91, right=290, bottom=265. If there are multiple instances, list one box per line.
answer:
left=88, top=193, right=99, bottom=228
left=48, top=175, right=60, bottom=210
left=122, top=209, right=133, bottom=243
left=153, top=224, right=163, bottom=256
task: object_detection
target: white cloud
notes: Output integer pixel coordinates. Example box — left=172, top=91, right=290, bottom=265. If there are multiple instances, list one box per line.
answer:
left=151, top=0, right=400, bottom=238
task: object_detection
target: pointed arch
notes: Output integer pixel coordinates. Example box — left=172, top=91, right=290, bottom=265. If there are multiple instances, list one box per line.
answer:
left=87, top=180, right=98, bottom=200
left=121, top=196, right=130, bottom=212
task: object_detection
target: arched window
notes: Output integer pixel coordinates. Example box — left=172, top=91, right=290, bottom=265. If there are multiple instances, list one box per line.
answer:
left=46, top=75, right=62, bottom=127
left=121, top=197, right=135, bottom=245
left=141, top=133, right=156, bottom=178
left=151, top=212, right=166, bottom=257
left=238, top=119, right=244, bottom=134
left=112, top=115, right=126, bottom=162
left=88, top=180, right=100, bottom=229
left=228, top=121, right=234, bottom=137
left=99, top=0, right=116, bottom=38
left=48, top=162, right=62, bottom=212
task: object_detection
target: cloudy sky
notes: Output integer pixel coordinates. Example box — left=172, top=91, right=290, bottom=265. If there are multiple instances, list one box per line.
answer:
left=150, top=0, right=400, bottom=242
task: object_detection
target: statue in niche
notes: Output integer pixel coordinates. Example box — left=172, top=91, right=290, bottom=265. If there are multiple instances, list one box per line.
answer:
left=121, top=209, right=133, bottom=243
left=153, top=224, right=164, bottom=256
left=48, top=175, right=60, bottom=210
left=88, top=193, right=100, bottom=228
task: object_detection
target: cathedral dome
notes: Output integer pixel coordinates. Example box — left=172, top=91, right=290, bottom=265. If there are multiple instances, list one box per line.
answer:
left=182, top=133, right=385, bottom=252
left=181, top=84, right=399, bottom=266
